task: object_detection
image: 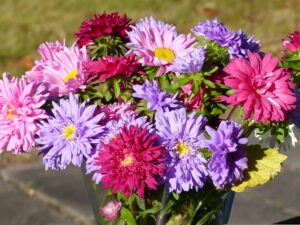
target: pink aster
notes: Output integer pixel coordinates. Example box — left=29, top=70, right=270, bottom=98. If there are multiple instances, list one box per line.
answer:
left=95, top=125, right=166, bottom=198
left=76, top=12, right=134, bottom=47
left=282, top=31, right=300, bottom=52
left=26, top=41, right=90, bottom=97
left=100, top=200, right=122, bottom=221
left=85, top=54, right=142, bottom=82
left=224, top=51, right=296, bottom=122
left=0, top=73, right=47, bottom=153
left=127, top=17, right=197, bottom=76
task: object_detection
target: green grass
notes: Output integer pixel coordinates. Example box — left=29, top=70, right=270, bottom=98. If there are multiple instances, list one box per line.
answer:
left=0, top=0, right=298, bottom=76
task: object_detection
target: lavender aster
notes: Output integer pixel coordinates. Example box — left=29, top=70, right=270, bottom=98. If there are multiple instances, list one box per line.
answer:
left=228, top=30, right=261, bottom=59
left=36, top=94, right=105, bottom=170
left=205, top=121, right=248, bottom=188
left=155, top=108, right=208, bottom=193
left=192, top=19, right=260, bottom=59
left=133, top=80, right=182, bottom=111
left=173, top=48, right=206, bottom=74
left=192, top=19, right=239, bottom=47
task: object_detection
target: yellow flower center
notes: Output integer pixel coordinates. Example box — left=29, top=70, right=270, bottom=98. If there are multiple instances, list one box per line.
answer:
left=176, top=142, right=191, bottom=158
left=63, top=125, right=76, bottom=141
left=6, top=105, right=15, bottom=119
left=154, top=47, right=175, bottom=63
left=64, top=69, right=79, bottom=83
left=121, top=155, right=134, bottom=167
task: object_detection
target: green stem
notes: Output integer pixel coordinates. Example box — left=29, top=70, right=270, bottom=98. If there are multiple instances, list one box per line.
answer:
left=226, top=106, right=237, bottom=120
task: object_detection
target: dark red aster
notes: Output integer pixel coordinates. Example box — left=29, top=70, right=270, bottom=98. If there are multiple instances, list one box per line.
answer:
left=76, top=12, right=134, bottom=47
left=282, top=31, right=300, bottom=52
left=95, top=125, right=166, bottom=198
left=85, top=54, right=143, bottom=82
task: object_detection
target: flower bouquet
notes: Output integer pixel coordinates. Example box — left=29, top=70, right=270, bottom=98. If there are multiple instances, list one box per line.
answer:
left=1, top=11, right=299, bottom=225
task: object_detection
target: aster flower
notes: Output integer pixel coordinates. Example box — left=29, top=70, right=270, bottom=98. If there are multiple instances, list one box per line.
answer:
left=224, top=51, right=296, bottom=122
left=0, top=73, right=47, bottom=153
left=192, top=19, right=260, bottom=59
left=192, top=19, right=238, bottom=47
left=282, top=31, right=300, bottom=52
left=76, top=12, right=133, bottom=47
left=127, top=17, right=196, bottom=76
left=235, top=30, right=260, bottom=58
left=205, top=121, right=248, bottom=188
left=86, top=114, right=151, bottom=184
left=95, top=125, right=166, bottom=198
left=85, top=54, right=142, bottom=82
left=155, top=108, right=208, bottom=194
left=100, top=200, right=122, bottom=221
left=173, top=48, right=206, bottom=74
left=133, top=80, right=182, bottom=111
left=36, top=94, right=105, bottom=170
left=26, top=41, right=90, bottom=97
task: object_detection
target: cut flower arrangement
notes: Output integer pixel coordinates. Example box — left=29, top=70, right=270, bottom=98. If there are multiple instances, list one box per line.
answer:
left=1, top=11, right=300, bottom=225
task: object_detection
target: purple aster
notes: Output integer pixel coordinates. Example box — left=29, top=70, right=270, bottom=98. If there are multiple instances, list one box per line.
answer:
left=291, top=90, right=300, bottom=128
left=192, top=19, right=239, bottom=47
left=192, top=19, right=260, bottom=59
left=86, top=114, right=152, bottom=184
left=133, top=80, right=182, bottom=111
left=155, top=108, right=208, bottom=193
left=228, top=30, right=261, bottom=59
left=36, top=94, right=105, bottom=170
left=173, top=48, right=206, bottom=74
left=205, top=121, right=248, bottom=188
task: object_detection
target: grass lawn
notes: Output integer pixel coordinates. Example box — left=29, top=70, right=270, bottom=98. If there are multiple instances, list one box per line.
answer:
left=0, top=0, right=298, bottom=76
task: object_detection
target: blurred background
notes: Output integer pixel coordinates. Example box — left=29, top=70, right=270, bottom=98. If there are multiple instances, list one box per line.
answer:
left=1, top=0, right=300, bottom=225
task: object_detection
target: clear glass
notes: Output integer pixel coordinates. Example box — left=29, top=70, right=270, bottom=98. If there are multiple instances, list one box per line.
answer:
left=81, top=165, right=234, bottom=225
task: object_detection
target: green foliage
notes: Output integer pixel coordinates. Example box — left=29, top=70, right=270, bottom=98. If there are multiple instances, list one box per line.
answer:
left=280, top=49, right=300, bottom=86
left=255, top=121, right=290, bottom=144
left=166, top=185, right=227, bottom=225
left=195, top=36, right=230, bottom=67
left=120, top=208, right=137, bottom=225
left=89, top=36, right=128, bottom=59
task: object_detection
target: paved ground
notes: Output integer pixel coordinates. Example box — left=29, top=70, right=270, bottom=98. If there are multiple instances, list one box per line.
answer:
left=0, top=148, right=299, bottom=225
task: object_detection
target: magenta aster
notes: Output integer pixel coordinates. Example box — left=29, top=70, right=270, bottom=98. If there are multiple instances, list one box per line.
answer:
left=85, top=54, right=142, bottom=82
left=224, top=51, right=296, bottom=122
left=282, top=31, right=300, bottom=52
left=0, top=73, right=47, bottom=153
left=95, top=125, right=166, bottom=198
left=127, top=17, right=197, bottom=76
left=76, top=12, right=134, bottom=47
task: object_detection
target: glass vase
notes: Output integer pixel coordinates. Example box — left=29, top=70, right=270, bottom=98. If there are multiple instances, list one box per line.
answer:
left=81, top=165, right=234, bottom=225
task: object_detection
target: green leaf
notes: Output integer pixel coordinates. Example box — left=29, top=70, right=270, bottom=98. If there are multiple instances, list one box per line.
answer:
left=137, top=201, right=162, bottom=218
left=136, top=196, right=146, bottom=210
left=104, top=90, right=112, bottom=102
left=203, top=79, right=216, bottom=88
left=120, top=207, right=137, bottom=225
left=176, top=76, right=191, bottom=87
left=232, top=145, right=287, bottom=192
left=194, top=209, right=219, bottom=225
left=172, top=192, right=180, bottom=200
left=113, top=80, right=121, bottom=98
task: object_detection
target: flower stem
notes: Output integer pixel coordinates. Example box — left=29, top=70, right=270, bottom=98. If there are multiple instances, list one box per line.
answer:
left=226, top=106, right=237, bottom=120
